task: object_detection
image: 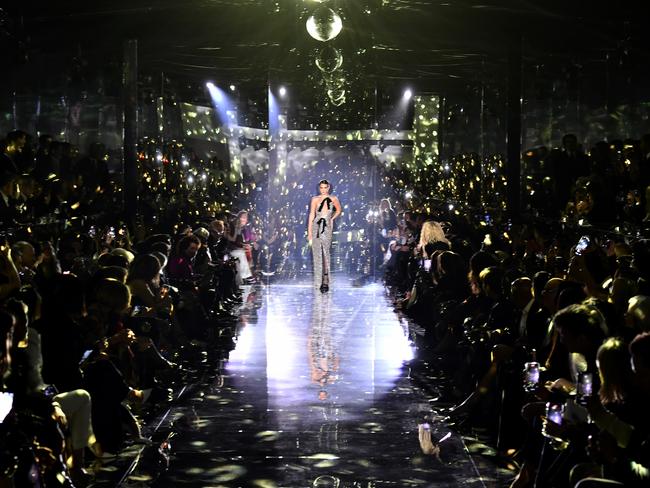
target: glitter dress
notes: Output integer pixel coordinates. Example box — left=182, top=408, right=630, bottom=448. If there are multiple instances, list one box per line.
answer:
left=312, top=197, right=334, bottom=288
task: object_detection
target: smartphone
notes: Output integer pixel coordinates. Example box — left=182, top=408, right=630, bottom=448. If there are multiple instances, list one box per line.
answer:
left=0, top=392, right=14, bottom=423
left=546, top=402, right=564, bottom=426
left=523, top=361, right=540, bottom=392
left=575, top=236, right=590, bottom=255
left=577, top=372, right=593, bottom=405
left=423, top=259, right=432, bottom=272
left=88, top=226, right=97, bottom=238
left=79, top=349, right=93, bottom=365
left=42, top=384, right=58, bottom=399
left=107, top=227, right=116, bottom=239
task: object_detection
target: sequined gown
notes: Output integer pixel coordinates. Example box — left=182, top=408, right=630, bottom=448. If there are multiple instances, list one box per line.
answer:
left=312, top=197, right=334, bottom=287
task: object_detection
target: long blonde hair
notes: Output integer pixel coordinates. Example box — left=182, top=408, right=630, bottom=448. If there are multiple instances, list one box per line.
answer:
left=419, top=221, right=450, bottom=251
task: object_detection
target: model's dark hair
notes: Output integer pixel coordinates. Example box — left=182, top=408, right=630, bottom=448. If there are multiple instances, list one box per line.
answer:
left=318, top=179, right=330, bottom=186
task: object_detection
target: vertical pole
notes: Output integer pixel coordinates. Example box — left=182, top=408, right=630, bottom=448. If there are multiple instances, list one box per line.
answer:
left=478, top=80, right=486, bottom=156
left=506, top=33, right=522, bottom=221
left=439, top=95, right=446, bottom=162
left=122, top=39, right=139, bottom=228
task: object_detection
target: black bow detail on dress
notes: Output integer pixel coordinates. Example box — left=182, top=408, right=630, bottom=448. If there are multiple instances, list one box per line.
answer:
left=317, top=197, right=332, bottom=213
left=315, top=197, right=333, bottom=238
left=316, top=218, right=327, bottom=238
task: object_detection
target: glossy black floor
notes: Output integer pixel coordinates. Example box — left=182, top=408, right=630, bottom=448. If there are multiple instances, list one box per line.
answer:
left=148, top=275, right=492, bottom=488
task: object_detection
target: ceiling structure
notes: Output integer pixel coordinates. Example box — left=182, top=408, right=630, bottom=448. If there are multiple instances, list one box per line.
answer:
left=4, top=1, right=647, bottom=86
left=2, top=1, right=648, bottom=132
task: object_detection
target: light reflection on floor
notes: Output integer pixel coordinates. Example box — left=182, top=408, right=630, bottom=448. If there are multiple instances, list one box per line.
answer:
left=154, top=276, right=487, bottom=487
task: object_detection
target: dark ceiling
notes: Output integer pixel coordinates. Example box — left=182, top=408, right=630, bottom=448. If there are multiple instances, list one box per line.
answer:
left=2, top=1, right=648, bottom=98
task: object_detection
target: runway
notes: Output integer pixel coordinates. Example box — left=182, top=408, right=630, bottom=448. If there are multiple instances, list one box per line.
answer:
left=152, top=276, right=490, bottom=487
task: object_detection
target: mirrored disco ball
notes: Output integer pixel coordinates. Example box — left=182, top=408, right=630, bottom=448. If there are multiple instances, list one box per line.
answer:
left=306, top=7, right=343, bottom=42
left=315, top=46, right=343, bottom=73
left=327, top=88, right=346, bottom=106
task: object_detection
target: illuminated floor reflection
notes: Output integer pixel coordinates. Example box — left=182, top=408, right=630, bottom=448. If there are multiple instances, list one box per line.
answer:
left=153, top=276, right=487, bottom=487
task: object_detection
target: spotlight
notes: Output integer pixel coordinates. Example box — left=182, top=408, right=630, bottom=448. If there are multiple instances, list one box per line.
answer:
left=403, top=89, right=413, bottom=100
left=229, top=84, right=236, bottom=92
left=206, top=82, right=215, bottom=89
left=279, top=86, right=287, bottom=97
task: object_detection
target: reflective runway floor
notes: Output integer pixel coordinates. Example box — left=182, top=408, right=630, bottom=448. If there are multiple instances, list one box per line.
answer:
left=152, top=276, right=494, bottom=487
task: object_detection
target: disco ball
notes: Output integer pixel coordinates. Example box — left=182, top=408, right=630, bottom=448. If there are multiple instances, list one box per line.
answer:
left=327, top=88, right=346, bottom=106
left=315, top=46, right=343, bottom=73
left=306, top=7, right=343, bottom=42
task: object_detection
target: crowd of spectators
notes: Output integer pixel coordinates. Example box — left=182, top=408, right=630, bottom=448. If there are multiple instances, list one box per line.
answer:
left=4, top=124, right=650, bottom=488
left=381, top=134, right=650, bottom=487
left=0, top=129, right=265, bottom=487
left=524, top=133, right=650, bottom=228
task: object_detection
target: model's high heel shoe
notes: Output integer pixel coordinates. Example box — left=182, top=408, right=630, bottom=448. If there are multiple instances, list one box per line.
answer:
left=320, top=273, right=329, bottom=293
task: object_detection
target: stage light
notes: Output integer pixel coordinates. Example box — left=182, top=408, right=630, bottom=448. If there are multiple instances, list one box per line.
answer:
left=206, top=82, right=215, bottom=89
left=229, top=84, right=236, bottom=92
left=279, top=86, right=287, bottom=97
left=403, top=89, right=413, bottom=100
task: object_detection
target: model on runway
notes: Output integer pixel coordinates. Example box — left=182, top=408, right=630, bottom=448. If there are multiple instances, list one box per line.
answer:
left=307, top=179, right=341, bottom=292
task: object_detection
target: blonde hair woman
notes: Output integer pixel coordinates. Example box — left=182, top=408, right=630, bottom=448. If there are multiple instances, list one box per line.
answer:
left=417, top=221, right=451, bottom=257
